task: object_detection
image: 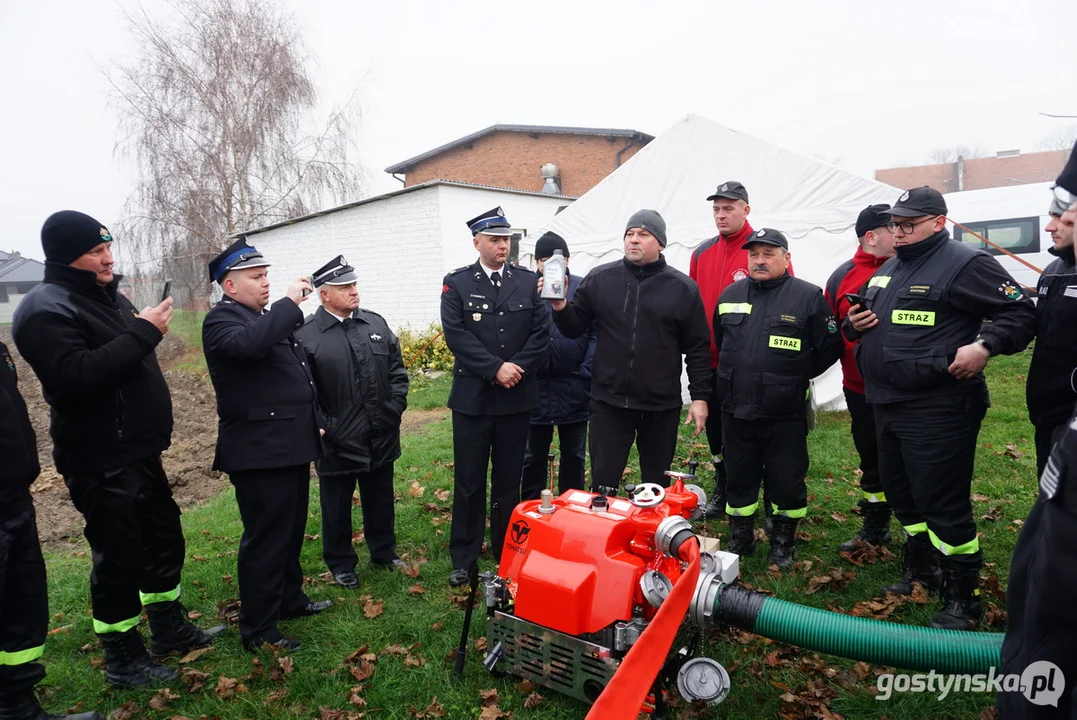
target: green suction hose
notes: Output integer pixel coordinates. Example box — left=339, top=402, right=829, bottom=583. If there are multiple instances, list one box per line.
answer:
left=714, top=584, right=1003, bottom=674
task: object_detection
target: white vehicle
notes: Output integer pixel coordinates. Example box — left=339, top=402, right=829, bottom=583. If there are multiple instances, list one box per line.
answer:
left=943, top=181, right=1056, bottom=291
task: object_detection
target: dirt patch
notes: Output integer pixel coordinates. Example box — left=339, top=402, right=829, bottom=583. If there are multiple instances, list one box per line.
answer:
left=401, top=408, right=449, bottom=433
left=1, top=326, right=448, bottom=546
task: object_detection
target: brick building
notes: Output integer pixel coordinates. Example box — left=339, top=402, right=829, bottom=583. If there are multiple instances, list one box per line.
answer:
left=385, top=124, right=653, bottom=197
left=875, top=149, right=1068, bottom=194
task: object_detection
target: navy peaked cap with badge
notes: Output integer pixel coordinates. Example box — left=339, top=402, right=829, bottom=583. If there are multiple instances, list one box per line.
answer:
left=467, top=207, right=513, bottom=237
left=208, top=237, right=271, bottom=283
left=707, top=181, right=749, bottom=203
left=741, top=227, right=788, bottom=250
left=880, top=186, right=948, bottom=218
left=312, top=255, right=358, bottom=288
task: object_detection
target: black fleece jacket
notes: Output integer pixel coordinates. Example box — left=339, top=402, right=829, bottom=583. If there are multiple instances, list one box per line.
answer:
left=12, top=263, right=172, bottom=475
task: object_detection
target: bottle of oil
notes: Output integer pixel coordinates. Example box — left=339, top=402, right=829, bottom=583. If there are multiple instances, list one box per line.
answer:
left=540, top=249, right=567, bottom=300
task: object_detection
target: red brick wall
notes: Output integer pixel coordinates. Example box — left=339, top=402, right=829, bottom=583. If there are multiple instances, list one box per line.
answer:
left=402, top=130, right=649, bottom=196
left=875, top=150, right=1068, bottom=193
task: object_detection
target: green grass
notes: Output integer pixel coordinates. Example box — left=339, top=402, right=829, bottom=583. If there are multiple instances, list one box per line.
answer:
left=170, top=310, right=208, bottom=374
left=36, top=354, right=1037, bottom=719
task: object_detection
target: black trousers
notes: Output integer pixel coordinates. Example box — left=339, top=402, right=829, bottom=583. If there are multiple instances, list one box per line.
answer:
left=588, top=401, right=681, bottom=490
left=875, top=393, right=987, bottom=552
left=319, top=463, right=397, bottom=573
left=0, top=500, right=48, bottom=700
left=449, top=411, right=530, bottom=570
left=722, top=415, right=809, bottom=516
left=64, top=454, right=185, bottom=633
left=520, top=421, right=588, bottom=500
left=704, top=373, right=723, bottom=457
left=230, top=465, right=311, bottom=643
left=1034, top=422, right=1067, bottom=480
left=844, top=388, right=884, bottom=497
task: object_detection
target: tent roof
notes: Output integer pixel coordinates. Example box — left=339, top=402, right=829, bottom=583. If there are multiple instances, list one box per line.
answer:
left=520, top=114, right=901, bottom=286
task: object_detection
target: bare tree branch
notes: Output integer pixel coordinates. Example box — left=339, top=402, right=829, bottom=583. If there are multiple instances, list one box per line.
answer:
left=108, top=0, right=363, bottom=305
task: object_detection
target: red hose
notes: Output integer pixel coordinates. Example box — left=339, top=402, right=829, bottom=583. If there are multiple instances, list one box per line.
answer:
left=585, top=541, right=701, bottom=718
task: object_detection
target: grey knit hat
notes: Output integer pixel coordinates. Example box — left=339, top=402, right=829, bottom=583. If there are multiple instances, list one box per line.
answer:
left=625, top=209, right=667, bottom=247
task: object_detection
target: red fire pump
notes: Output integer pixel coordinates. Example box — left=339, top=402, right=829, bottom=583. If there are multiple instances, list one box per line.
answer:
left=476, top=463, right=739, bottom=716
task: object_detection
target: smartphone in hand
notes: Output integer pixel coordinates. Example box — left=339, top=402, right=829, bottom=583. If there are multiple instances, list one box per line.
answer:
left=161, top=279, right=172, bottom=303
left=844, top=293, right=866, bottom=310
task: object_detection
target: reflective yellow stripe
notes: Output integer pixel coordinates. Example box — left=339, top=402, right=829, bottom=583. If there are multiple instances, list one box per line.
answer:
left=718, top=303, right=752, bottom=315
left=868, top=276, right=891, bottom=288
left=903, top=522, right=928, bottom=536
left=863, top=491, right=887, bottom=503
left=0, top=645, right=44, bottom=666
left=771, top=503, right=807, bottom=519
left=768, top=335, right=801, bottom=351
left=891, top=309, right=936, bottom=326
left=93, top=614, right=141, bottom=635
left=726, top=501, right=759, bottom=517
left=140, top=585, right=181, bottom=605
left=928, top=530, right=980, bottom=556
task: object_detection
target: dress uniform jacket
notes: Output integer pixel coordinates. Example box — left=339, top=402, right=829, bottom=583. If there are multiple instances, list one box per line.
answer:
left=295, top=306, right=409, bottom=476
left=852, top=229, right=1035, bottom=404
left=1027, top=245, right=1077, bottom=432
left=714, top=272, right=842, bottom=421
left=441, top=261, right=550, bottom=415
left=202, top=297, right=320, bottom=473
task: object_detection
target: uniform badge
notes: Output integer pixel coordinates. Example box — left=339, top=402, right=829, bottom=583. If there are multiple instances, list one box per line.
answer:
left=370, top=333, right=382, bottom=341
left=2, top=349, right=14, bottom=372
left=899, top=190, right=910, bottom=203
left=997, top=282, right=1022, bottom=301
left=442, top=284, right=450, bottom=294
left=100, top=227, right=112, bottom=242
left=826, top=315, right=838, bottom=334
left=720, top=183, right=729, bottom=192
left=732, top=269, right=748, bottom=281
left=757, top=229, right=766, bottom=236
left=1040, top=452, right=1061, bottom=499
left=473, top=313, right=482, bottom=322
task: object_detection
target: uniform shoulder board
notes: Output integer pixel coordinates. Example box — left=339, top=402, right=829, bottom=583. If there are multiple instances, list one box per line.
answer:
left=446, top=265, right=471, bottom=278
left=511, top=262, right=535, bottom=274
left=356, top=308, right=385, bottom=322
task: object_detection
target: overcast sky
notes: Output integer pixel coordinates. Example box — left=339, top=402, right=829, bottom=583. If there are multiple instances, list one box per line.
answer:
left=2, top=0, right=1074, bottom=262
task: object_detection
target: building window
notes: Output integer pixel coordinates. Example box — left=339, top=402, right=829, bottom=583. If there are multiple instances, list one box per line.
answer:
left=0, top=285, right=8, bottom=303
left=955, top=217, right=1040, bottom=256
left=510, top=229, right=526, bottom=264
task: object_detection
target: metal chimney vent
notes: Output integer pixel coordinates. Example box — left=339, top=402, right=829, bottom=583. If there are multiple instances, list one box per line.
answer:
left=540, top=163, right=562, bottom=194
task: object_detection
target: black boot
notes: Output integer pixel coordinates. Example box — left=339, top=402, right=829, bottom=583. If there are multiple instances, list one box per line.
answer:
left=726, top=514, right=756, bottom=557
left=99, top=628, right=178, bottom=689
left=145, top=600, right=226, bottom=659
left=0, top=691, right=104, bottom=720
left=837, top=503, right=893, bottom=553
left=929, top=553, right=984, bottom=631
left=702, top=457, right=727, bottom=519
left=880, top=533, right=941, bottom=597
left=767, top=517, right=799, bottom=570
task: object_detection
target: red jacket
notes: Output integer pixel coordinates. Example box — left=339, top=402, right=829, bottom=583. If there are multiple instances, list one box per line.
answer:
left=823, top=247, right=889, bottom=395
left=690, top=222, right=795, bottom=368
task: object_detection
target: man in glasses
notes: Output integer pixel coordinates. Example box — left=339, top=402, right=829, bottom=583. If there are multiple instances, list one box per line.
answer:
left=846, top=186, right=1035, bottom=631
left=203, top=237, right=332, bottom=651
left=1026, top=149, right=1077, bottom=477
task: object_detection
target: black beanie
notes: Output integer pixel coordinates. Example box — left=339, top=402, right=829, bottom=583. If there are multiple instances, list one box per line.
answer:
left=41, top=210, right=113, bottom=265
left=625, top=209, right=667, bottom=247
left=1056, top=140, right=1077, bottom=195
left=534, top=231, right=569, bottom=260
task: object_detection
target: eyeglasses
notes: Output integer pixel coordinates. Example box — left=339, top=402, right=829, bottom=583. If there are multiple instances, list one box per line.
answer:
left=886, top=216, right=938, bottom=234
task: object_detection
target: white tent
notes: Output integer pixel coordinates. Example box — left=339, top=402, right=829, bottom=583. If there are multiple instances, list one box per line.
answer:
left=520, top=114, right=902, bottom=410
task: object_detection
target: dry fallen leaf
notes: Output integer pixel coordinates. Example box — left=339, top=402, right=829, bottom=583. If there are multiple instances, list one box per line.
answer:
left=419, top=698, right=446, bottom=717
left=434, top=488, right=451, bottom=502
left=430, top=622, right=443, bottom=631
left=407, top=584, right=426, bottom=595
left=404, top=653, right=427, bottom=668
left=474, top=637, right=488, bottom=652
left=180, top=668, right=210, bottom=693
left=149, top=688, right=180, bottom=711
left=363, top=597, right=384, bottom=619
left=178, top=646, right=213, bottom=664
left=523, top=691, right=544, bottom=709
left=214, top=675, right=247, bottom=700
left=108, top=702, right=139, bottom=720
left=405, top=563, right=421, bottom=579
left=408, top=481, right=425, bottom=498
left=348, top=686, right=368, bottom=707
